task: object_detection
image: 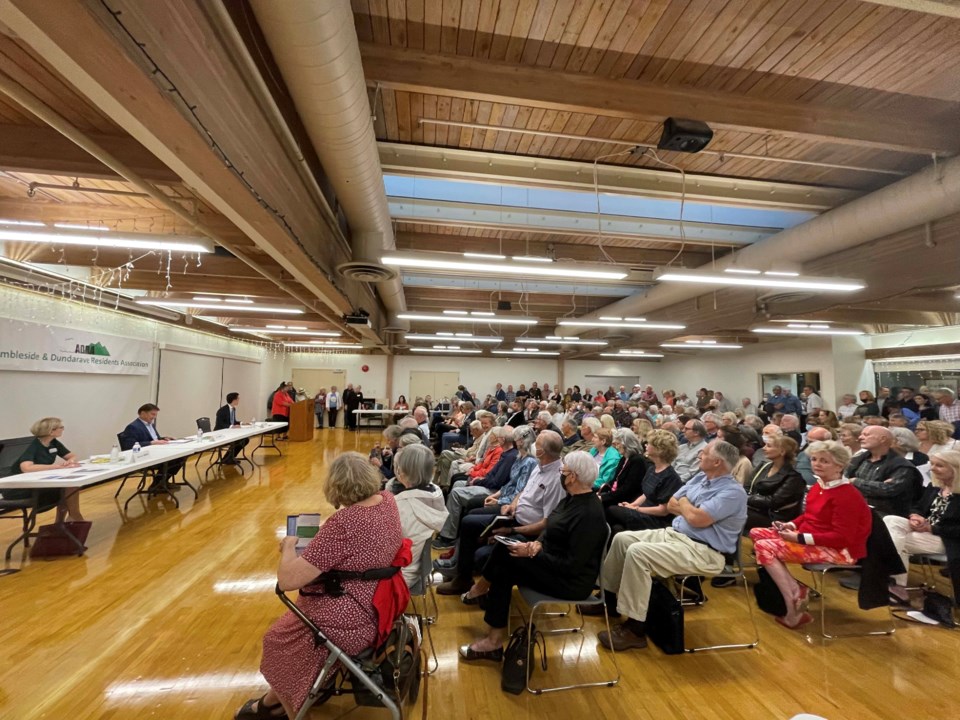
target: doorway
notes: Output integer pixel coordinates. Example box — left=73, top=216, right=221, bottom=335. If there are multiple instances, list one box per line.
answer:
left=292, top=368, right=346, bottom=427
left=409, top=371, right=460, bottom=405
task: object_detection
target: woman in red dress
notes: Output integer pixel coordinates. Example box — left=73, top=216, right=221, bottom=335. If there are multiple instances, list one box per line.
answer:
left=235, top=453, right=403, bottom=719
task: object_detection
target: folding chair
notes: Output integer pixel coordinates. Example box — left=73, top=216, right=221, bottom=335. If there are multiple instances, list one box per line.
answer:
left=408, top=538, right=439, bottom=675
left=512, top=525, right=620, bottom=695
left=112, top=432, right=155, bottom=500
left=801, top=562, right=896, bottom=640
left=674, top=534, right=760, bottom=652
left=910, top=552, right=951, bottom=592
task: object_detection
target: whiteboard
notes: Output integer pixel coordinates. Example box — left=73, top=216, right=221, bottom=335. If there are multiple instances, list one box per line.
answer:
left=158, top=349, right=225, bottom=437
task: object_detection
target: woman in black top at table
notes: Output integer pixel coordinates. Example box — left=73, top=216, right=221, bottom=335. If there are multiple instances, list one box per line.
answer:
left=3, top=417, right=84, bottom=522
left=598, top=428, right=649, bottom=506
left=604, top=429, right=682, bottom=535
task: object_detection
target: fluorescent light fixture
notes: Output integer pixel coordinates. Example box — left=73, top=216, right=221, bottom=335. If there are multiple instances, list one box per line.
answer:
left=724, top=268, right=761, bottom=275
left=139, top=300, right=303, bottom=313
left=765, top=271, right=800, bottom=277
left=654, top=267, right=864, bottom=292
left=661, top=340, right=743, bottom=349
left=231, top=327, right=341, bottom=337
left=471, top=311, right=495, bottom=317
left=283, top=341, right=363, bottom=349
left=557, top=319, right=686, bottom=330
left=516, top=337, right=608, bottom=346
left=0, top=227, right=214, bottom=254
left=599, top=316, right=622, bottom=321
left=492, top=349, right=560, bottom=356
left=398, top=312, right=537, bottom=325
left=600, top=352, right=664, bottom=358
left=464, top=252, right=507, bottom=260
left=194, top=295, right=252, bottom=304
left=512, top=255, right=553, bottom=263
left=381, top=254, right=627, bottom=280
left=405, top=333, right=502, bottom=344
left=443, top=310, right=469, bottom=315
left=752, top=325, right=864, bottom=336
left=0, top=218, right=45, bottom=227
left=409, top=347, right=482, bottom=354
left=54, top=222, right=110, bottom=231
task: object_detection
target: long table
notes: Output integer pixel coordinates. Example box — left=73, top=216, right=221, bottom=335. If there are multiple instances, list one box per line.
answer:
left=350, top=408, right=403, bottom=434
left=0, top=422, right=287, bottom=560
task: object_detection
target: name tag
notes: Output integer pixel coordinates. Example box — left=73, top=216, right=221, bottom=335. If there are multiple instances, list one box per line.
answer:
left=49, top=447, right=58, bottom=454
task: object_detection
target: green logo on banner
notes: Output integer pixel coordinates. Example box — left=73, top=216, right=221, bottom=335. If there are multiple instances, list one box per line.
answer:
left=75, top=342, right=110, bottom=356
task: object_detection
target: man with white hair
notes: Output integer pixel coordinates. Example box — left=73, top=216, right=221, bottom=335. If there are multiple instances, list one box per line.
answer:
left=844, top=425, right=921, bottom=517
left=936, top=387, right=960, bottom=434
left=779, top=414, right=803, bottom=445
left=595, top=440, right=747, bottom=651
left=564, top=416, right=600, bottom=455
left=618, top=385, right=629, bottom=402
left=741, top=397, right=757, bottom=416
left=629, top=384, right=643, bottom=402
left=837, top=394, right=859, bottom=421
left=413, top=405, right=430, bottom=444
left=700, top=412, right=721, bottom=441
left=534, top=411, right=562, bottom=436
left=713, top=391, right=735, bottom=414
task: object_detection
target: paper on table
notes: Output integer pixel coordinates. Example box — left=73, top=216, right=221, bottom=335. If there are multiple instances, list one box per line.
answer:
left=166, top=439, right=192, bottom=445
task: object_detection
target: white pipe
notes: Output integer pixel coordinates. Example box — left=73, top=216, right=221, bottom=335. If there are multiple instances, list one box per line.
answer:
left=570, top=154, right=960, bottom=326
left=250, top=0, right=408, bottom=332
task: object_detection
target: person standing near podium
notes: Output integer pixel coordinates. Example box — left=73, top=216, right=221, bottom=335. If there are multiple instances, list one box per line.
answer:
left=343, top=383, right=359, bottom=430
left=215, top=392, right=248, bottom=465
left=326, top=386, right=340, bottom=429
left=314, top=388, right=327, bottom=429
left=271, top=382, right=294, bottom=440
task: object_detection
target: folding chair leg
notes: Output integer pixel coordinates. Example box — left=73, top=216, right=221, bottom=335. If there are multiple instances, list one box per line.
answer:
left=806, top=569, right=896, bottom=641
left=684, top=575, right=760, bottom=653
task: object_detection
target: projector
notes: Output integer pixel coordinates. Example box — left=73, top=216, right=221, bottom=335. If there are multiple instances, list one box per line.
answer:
left=344, top=315, right=372, bottom=328
left=657, top=117, right=713, bottom=153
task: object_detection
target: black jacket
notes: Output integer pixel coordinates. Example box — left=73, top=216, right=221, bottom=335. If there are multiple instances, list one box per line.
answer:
left=859, top=510, right=907, bottom=610
left=214, top=404, right=236, bottom=431
left=744, top=462, right=806, bottom=521
left=913, top=485, right=960, bottom=541
left=506, top=411, right=526, bottom=429
left=846, top=450, right=922, bottom=518
left=598, top=454, right=649, bottom=507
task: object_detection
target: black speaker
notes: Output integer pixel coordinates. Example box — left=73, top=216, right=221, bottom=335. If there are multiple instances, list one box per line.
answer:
left=657, top=118, right=713, bottom=153
left=497, top=300, right=512, bottom=311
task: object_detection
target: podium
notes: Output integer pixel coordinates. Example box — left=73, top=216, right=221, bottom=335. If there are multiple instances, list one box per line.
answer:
left=288, top=399, right=315, bottom=442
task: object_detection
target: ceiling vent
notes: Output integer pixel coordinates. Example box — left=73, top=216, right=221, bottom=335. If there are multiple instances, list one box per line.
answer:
left=336, top=261, right=398, bottom=283
left=757, top=291, right=817, bottom=305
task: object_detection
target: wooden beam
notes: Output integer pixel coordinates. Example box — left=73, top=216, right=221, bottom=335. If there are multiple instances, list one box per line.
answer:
left=0, top=124, right=178, bottom=181
left=360, top=43, right=959, bottom=155
left=780, top=307, right=960, bottom=326
left=866, top=342, right=960, bottom=360
left=860, top=1, right=960, bottom=19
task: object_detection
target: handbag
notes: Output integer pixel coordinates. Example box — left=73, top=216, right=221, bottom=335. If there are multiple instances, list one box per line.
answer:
left=753, top=566, right=788, bottom=616
left=500, top=624, right=546, bottom=695
left=922, top=590, right=956, bottom=628
left=645, top=580, right=684, bottom=655
left=30, top=521, right=92, bottom=558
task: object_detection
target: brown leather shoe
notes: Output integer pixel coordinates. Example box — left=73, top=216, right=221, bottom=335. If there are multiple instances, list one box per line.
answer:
left=598, top=623, right=647, bottom=651
left=436, top=578, right=472, bottom=596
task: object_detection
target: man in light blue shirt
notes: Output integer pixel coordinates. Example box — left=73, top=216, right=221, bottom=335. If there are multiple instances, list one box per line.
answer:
left=596, top=440, right=747, bottom=651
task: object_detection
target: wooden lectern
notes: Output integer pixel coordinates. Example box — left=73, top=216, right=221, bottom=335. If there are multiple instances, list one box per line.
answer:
left=288, top=399, right=315, bottom=442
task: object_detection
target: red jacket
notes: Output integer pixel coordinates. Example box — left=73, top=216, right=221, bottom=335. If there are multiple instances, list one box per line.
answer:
left=795, top=482, right=871, bottom=559
left=469, top=445, right=503, bottom=482
left=271, top=391, right=294, bottom=417
left=373, top=538, right=412, bottom=645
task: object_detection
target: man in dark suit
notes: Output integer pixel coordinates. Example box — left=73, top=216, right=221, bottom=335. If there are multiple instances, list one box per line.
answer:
left=215, top=392, right=248, bottom=465
left=342, top=384, right=358, bottom=430
left=119, top=403, right=186, bottom=491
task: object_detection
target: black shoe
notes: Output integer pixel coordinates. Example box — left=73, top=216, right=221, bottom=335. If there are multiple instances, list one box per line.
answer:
left=578, top=600, right=619, bottom=618
left=710, top=577, right=737, bottom=588
left=458, top=644, right=503, bottom=663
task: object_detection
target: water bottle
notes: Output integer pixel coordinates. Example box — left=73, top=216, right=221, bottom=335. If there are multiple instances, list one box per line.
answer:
left=131, top=441, right=141, bottom=463
left=196, top=427, right=204, bottom=443
left=110, top=440, right=120, bottom=463
left=251, top=416, right=256, bottom=427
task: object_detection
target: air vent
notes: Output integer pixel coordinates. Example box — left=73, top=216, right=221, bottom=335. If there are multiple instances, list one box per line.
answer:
left=336, top=261, right=398, bottom=283
left=758, top=291, right=816, bottom=305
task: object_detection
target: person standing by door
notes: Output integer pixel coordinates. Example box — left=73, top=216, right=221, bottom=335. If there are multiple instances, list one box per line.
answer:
left=326, top=386, right=340, bottom=429
left=314, top=388, right=327, bottom=429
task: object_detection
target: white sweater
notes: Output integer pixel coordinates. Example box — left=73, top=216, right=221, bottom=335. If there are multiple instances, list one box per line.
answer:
left=393, top=485, right=449, bottom=588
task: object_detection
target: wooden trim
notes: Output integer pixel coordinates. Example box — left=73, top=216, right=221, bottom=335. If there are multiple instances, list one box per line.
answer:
left=866, top=343, right=960, bottom=360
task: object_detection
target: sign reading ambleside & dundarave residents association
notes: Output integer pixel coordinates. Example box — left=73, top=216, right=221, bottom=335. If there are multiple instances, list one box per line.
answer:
left=0, top=319, right=153, bottom=375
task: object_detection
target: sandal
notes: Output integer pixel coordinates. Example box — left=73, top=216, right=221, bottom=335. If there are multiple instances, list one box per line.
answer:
left=460, top=590, right=488, bottom=606
left=236, top=694, right=288, bottom=719
left=458, top=644, right=503, bottom=662
left=776, top=612, right=814, bottom=630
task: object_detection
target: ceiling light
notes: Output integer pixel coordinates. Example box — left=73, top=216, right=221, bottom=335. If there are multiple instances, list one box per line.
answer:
left=409, top=347, right=482, bottom=354
left=752, top=326, right=864, bottom=336
left=0, top=218, right=45, bottom=227
left=0, top=227, right=214, bottom=254
left=654, top=267, right=864, bottom=292
left=193, top=295, right=253, bottom=304
left=381, top=254, right=627, bottom=280
left=724, top=268, right=761, bottom=275
left=398, top=312, right=537, bottom=325
left=283, top=341, right=363, bottom=349
left=512, top=255, right=553, bottom=263
left=443, top=310, right=469, bottom=315
left=557, top=319, right=686, bottom=330
left=463, top=252, right=506, bottom=260
left=471, top=311, right=495, bottom=317
left=765, top=271, right=800, bottom=277
left=492, top=349, right=560, bottom=356
left=600, top=351, right=665, bottom=358
left=516, top=337, right=608, bottom=346
left=661, top=340, right=742, bottom=349
left=405, top=333, right=502, bottom=343
left=599, top=316, right=623, bottom=321
left=139, top=300, right=303, bottom=313
left=231, top=327, right=340, bottom=337
left=54, top=223, right=110, bottom=231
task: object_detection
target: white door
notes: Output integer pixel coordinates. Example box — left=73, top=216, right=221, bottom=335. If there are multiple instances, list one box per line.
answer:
left=291, top=368, right=346, bottom=426
left=409, top=371, right=460, bottom=405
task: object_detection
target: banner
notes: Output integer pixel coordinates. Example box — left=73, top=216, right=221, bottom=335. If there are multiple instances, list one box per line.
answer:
left=0, top=319, right=153, bottom=375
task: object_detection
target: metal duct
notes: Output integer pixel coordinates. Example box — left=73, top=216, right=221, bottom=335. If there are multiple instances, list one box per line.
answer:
left=564, top=154, right=960, bottom=326
left=249, top=0, right=408, bottom=333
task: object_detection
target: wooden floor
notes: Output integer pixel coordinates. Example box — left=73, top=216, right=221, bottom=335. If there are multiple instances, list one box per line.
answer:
left=1, top=429, right=956, bottom=720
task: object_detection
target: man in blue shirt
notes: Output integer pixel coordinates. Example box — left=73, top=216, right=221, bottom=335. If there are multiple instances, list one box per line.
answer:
left=596, top=440, right=747, bottom=651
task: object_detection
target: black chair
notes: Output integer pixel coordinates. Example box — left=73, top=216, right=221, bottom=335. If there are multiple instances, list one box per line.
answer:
left=113, top=433, right=154, bottom=500
left=0, top=441, right=33, bottom=556
left=193, top=417, right=223, bottom=475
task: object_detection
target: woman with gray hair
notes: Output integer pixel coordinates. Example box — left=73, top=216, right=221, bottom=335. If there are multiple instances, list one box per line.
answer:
left=604, top=429, right=682, bottom=535
left=598, top=429, right=649, bottom=505
left=459, top=451, right=608, bottom=662
left=392, top=444, right=448, bottom=588
left=889, top=426, right=929, bottom=468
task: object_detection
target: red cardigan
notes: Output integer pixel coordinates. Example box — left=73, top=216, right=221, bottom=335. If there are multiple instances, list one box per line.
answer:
left=271, top=391, right=294, bottom=417
left=794, top=482, right=872, bottom=559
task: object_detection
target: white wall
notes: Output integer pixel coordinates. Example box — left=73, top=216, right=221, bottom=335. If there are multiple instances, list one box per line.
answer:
left=282, top=351, right=389, bottom=401
left=390, top=355, right=558, bottom=403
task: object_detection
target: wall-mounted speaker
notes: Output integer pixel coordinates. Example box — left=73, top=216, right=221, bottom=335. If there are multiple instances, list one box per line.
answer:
left=657, top=118, right=713, bottom=153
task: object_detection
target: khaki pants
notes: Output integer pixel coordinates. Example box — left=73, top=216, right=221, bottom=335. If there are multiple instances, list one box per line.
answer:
left=883, top=515, right=946, bottom=586
left=601, top=527, right=725, bottom=622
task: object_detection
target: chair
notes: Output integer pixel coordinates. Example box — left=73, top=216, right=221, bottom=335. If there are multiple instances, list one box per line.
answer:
left=512, top=524, right=620, bottom=695
left=0, top=441, right=34, bottom=558
left=801, top=562, right=896, bottom=640
left=112, top=432, right=156, bottom=500
left=674, top=534, right=760, bottom=652
left=193, top=417, right=226, bottom=476
left=408, top=538, right=439, bottom=675
left=910, top=552, right=953, bottom=596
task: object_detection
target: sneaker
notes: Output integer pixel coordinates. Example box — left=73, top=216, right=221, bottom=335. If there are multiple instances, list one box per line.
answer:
left=431, top=536, right=455, bottom=550
left=598, top=623, right=647, bottom=651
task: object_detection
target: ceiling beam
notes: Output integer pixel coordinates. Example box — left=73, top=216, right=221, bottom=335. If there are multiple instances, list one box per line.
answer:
left=860, top=1, right=960, bottom=19
left=784, top=307, right=960, bottom=326
left=360, top=43, right=959, bottom=156
left=866, top=342, right=960, bottom=360
left=0, top=124, right=178, bottom=182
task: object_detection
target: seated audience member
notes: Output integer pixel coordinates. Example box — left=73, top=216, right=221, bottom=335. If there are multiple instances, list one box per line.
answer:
left=605, top=430, right=681, bottom=534
left=560, top=418, right=581, bottom=448
left=743, top=436, right=805, bottom=531
left=779, top=414, right=803, bottom=445
left=700, top=412, right=721, bottom=441
left=915, top=419, right=960, bottom=456
left=119, top=403, right=186, bottom=491
left=435, top=427, right=517, bottom=546
left=598, top=429, right=650, bottom=503
left=742, top=397, right=757, bottom=417
left=3, top=417, right=84, bottom=523
left=889, top=426, right=929, bottom=468
left=631, top=417, right=654, bottom=441
left=235, top=453, right=404, bottom=720
left=884, top=450, right=960, bottom=603
left=369, top=425, right=403, bottom=481
left=749, top=441, right=871, bottom=630
left=837, top=394, right=859, bottom=421
left=720, top=412, right=738, bottom=428
left=796, top=426, right=834, bottom=485
left=391, top=444, right=448, bottom=587
left=495, top=401, right=509, bottom=426
left=505, top=400, right=525, bottom=428
left=270, top=382, right=295, bottom=439
left=469, top=426, right=539, bottom=522
left=912, top=392, right=939, bottom=423
left=458, top=451, right=607, bottom=661
left=434, top=401, right=468, bottom=450
left=674, top=420, right=708, bottom=483
left=413, top=406, right=431, bottom=444
left=845, top=426, right=922, bottom=517
left=819, top=410, right=840, bottom=430
left=434, top=419, right=483, bottom=489
left=854, top=390, right=880, bottom=418
left=436, top=431, right=564, bottom=597
left=596, top=441, right=747, bottom=651
left=534, top=411, right=562, bottom=436
left=591, top=427, right=622, bottom=491
left=564, top=416, right=599, bottom=455
left=886, top=413, right=907, bottom=428
left=838, top=421, right=864, bottom=456
left=600, top=413, right=616, bottom=431
left=214, top=392, right=248, bottom=465
left=450, top=411, right=497, bottom=476
left=717, top=426, right=753, bottom=484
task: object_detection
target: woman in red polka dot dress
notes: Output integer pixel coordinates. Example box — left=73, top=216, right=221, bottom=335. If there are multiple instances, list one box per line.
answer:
left=236, top=453, right=403, bottom=719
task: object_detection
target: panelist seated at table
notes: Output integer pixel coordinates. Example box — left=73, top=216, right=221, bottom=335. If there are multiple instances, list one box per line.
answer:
left=119, top=403, right=186, bottom=491
left=1, top=417, right=85, bottom=522
left=215, top=392, right=249, bottom=465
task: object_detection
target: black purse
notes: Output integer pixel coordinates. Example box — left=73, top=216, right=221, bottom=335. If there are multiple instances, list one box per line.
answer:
left=922, top=590, right=956, bottom=628
left=500, top=624, right=546, bottom=695
left=753, top=566, right=788, bottom=616
left=645, top=580, right=685, bottom=655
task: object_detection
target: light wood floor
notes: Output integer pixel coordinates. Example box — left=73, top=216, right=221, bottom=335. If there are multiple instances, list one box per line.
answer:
left=1, top=429, right=956, bottom=720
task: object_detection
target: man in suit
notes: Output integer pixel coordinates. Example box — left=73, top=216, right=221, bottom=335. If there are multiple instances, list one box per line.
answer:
left=119, top=403, right=186, bottom=491
left=494, top=383, right=507, bottom=402
left=342, top=384, right=358, bottom=430
left=215, top=392, right=248, bottom=465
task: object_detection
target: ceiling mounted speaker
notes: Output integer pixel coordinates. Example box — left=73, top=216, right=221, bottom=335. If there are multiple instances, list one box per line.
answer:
left=497, top=300, right=512, bottom=311
left=657, top=118, right=713, bottom=153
